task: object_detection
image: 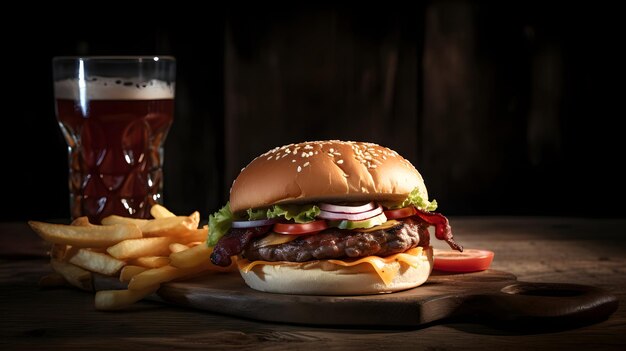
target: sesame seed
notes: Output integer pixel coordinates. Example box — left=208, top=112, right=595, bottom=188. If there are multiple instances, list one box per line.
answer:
left=371, top=165, right=377, bottom=168
left=382, top=155, right=387, bottom=160
left=292, top=159, right=296, bottom=163
left=301, top=152, right=307, bottom=157
left=334, top=152, right=341, bottom=156
left=303, top=162, right=310, bottom=167
left=314, top=151, right=319, bottom=154
left=304, top=145, right=313, bottom=150
left=329, top=148, right=334, bottom=153
left=308, top=151, right=314, bottom=156
left=285, top=149, right=291, bottom=154
left=267, top=156, right=273, bottom=160
left=337, top=159, right=344, bottom=164
left=297, top=166, right=302, bottom=173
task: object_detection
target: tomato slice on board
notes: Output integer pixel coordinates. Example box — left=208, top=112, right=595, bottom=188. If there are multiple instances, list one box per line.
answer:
left=383, top=206, right=417, bottom=220
left=273, top=220, right=328, bottom=235
left=433, top=249, right=494, bottom=272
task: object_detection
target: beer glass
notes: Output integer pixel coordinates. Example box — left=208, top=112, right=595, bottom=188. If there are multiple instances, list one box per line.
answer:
left=52, top=56, right=176, bottom=223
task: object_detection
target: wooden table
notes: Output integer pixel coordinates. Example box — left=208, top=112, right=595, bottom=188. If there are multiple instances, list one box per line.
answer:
left=1, top=218, right=625, bottom=350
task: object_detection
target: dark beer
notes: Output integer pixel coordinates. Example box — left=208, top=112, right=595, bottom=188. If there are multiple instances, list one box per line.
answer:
left=55, top=78, right=174, bottom=223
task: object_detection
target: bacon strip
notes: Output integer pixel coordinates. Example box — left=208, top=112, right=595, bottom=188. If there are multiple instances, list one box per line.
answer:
left=210, top=226, right=272, bottom=266
left=414, top=209, right=463, bottom=252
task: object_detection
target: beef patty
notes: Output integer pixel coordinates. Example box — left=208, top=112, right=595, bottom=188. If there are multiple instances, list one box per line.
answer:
left=243, top=217, right=430, bottom=262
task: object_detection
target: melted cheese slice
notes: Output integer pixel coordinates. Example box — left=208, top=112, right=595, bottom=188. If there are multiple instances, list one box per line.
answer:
left=354, top=220, right=400, bottom=232
left=251, top=232, right=299, bottom=249
left=238, top=247, right=425, bottom=287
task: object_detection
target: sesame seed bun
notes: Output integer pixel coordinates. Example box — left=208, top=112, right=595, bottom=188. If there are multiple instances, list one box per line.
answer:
left=229, top=140, right=428, bottom=213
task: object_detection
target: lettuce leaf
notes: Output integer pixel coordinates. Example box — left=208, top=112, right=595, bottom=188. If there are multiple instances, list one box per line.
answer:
left=246, top=208, right=267, bottom=220
left=207, top=202, right=234, bottom=246
left=208, top=203, right=321, bottom=246
left=266, top=204, right=320, bottom=223
left=382, top=187, right=438, bottom=211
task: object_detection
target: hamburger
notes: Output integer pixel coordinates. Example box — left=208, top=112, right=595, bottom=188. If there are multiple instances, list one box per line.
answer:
left=208, top=140, right=462, bottom=295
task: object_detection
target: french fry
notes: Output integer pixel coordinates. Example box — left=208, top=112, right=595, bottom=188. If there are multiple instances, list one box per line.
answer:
left=176, top=228, right=208, bottom=244
left=106, top=237, right=172, bottom=260
left=169, top=242, right=211, bottom=268
left=128, top=264, right=212, bottom=291
left=50, top=244, right=68, bottom=260
left=71, top=216, right=92, bottom=226
left=68, top=249, right=125, bottom=276
left=50, top=259, right=93, bottom=291
left=150, top=204, right=175, bottom=218
left=140, top=216, right=198, bottom=237
left=101, top=215, right=149, bottom=228
left=169, top=242, right=189, bottom=253
left=101, top=216, right=194, bottom=237
left=189, top=211, right=200, bottom=227
left=130, top=256, right=170, bottom=268
left=32, top=204, right=221, bottom=310
left=29, top=221, right=142, bottom=248
left=86, top=247, right=109, bottom=253
left=119, top=265, right=148, bottom=282
left=95, top=286, right=158, bottom=310
left=39, top=272, right=69, bottom=288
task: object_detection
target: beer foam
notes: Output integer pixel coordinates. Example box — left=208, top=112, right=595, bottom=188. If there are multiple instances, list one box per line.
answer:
left=54, top=77, right=175, bottom=100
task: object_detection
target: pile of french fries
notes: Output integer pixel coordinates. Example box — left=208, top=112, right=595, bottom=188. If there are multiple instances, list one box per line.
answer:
left=29, top=205, right=233, bottom=310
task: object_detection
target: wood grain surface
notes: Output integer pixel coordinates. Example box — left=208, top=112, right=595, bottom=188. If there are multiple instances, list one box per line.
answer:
left=1, top=217, right=625, bottom=350
left=93, top=269, right=617, bottom=328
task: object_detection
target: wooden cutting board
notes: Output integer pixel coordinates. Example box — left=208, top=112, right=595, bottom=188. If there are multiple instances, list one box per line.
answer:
left=94, top=270, right=618, bottom=328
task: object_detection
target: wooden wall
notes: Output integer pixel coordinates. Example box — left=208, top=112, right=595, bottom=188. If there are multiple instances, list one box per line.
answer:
left=1, top=2, right=624, bottom=220
left=223, top=8, right=421, bottom=191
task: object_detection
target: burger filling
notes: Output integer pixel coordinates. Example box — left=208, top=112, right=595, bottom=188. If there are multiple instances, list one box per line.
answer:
left=208, top=187, right=462, bottom=267
left=243, top=217, right=428, bottom=263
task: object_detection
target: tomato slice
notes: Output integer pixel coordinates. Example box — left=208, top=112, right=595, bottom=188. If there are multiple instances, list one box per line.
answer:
left=433, top=248, right=494, bottom=272
left=383, top=206, right=416, bottom=220
left=273, top=220, right=328, bottom=235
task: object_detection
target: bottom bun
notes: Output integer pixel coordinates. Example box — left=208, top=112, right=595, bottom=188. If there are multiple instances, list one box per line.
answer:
left=238, top=246, right=433, bottom=295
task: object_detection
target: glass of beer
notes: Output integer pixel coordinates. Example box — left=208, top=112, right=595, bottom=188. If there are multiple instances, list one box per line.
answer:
left=53, top=56, right=176, bottom=223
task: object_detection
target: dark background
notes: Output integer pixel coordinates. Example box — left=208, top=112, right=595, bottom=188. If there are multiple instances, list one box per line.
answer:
left=1, top=2, right=624, bottom=221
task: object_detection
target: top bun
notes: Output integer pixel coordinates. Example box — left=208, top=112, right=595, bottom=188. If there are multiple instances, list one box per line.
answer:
left=229, top=141, right=428, bottom=213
